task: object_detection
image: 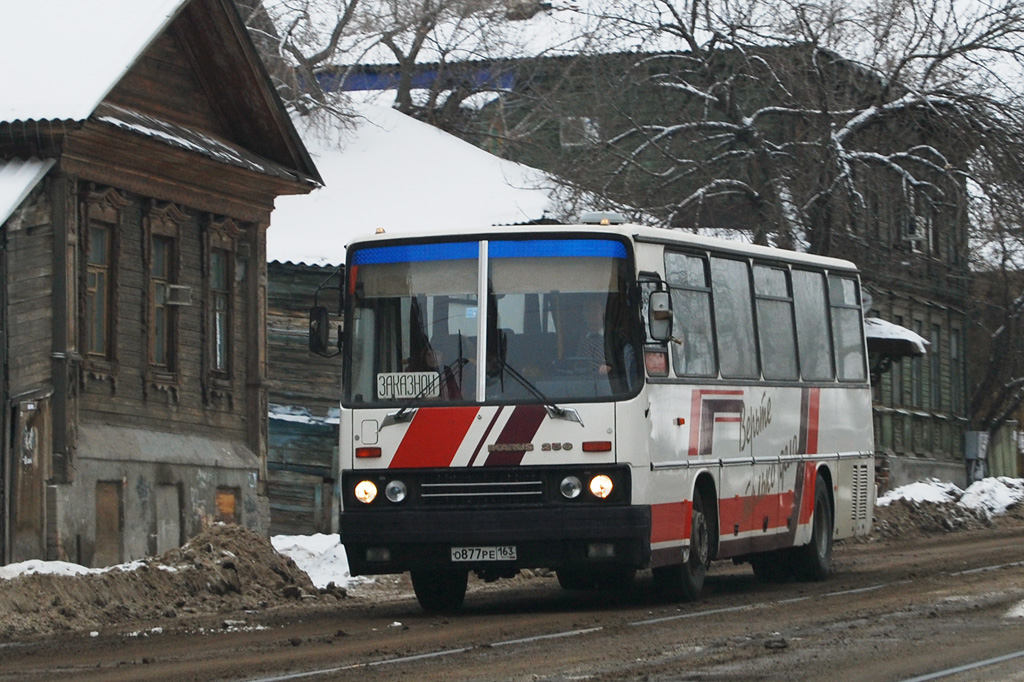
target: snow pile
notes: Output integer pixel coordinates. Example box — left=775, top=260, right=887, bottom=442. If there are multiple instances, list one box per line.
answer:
left=878, top=477, right=1024, bottom=517
left=873, top=477, right=1024, bottom=539
left=270, top=533, right=365, bottom=590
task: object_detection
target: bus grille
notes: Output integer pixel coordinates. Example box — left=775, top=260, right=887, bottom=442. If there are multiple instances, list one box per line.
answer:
left=418, top=470, right=545, bottom=507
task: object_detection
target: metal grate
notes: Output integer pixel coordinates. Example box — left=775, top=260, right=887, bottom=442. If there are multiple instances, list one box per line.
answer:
left=418, top=470, right=545, bottom=507
left=852, top=463, right=870, bottom=521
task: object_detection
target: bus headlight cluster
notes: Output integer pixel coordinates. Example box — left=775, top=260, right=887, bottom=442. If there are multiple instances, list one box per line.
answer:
left=355, top=479, right=408, bottom=505
left=560, top=474, right=615, bottom=500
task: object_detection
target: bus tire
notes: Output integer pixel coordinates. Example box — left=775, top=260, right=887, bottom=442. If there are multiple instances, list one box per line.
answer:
left=654, top=489, right=710, bottom=601
left=410, top=569, right=469, bottom=612
left=792, top=473, right=833, bottom=581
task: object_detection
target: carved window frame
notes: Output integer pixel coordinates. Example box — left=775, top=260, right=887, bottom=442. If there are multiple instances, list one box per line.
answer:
left=80, top=185, right=128, bottom=390
left=203, top=216, right=240, bottom=406
left=144, top=202, right=187, bottom=394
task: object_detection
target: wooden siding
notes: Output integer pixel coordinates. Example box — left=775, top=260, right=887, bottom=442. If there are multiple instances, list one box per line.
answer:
left=106, top=30, right=230, bottom=138
left=75, top=188, right=251, bottom=442
left=267, top=262, right=344, bottom=416
left=268, top=419, right=336, bottom=535
left=4, top=185, right=54, bottom=397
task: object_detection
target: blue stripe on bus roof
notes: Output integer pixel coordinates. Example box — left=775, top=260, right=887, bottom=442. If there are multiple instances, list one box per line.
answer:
left=351, top=239, right=625, bottom=264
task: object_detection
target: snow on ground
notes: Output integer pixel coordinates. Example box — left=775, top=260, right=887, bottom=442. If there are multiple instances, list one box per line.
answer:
left=878, top=476, right=1024, bottom=518
left=2, top=478, right=1022, bottom=588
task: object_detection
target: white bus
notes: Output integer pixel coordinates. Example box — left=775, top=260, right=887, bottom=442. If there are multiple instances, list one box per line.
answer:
left=311, top=217, right=875, bottom=612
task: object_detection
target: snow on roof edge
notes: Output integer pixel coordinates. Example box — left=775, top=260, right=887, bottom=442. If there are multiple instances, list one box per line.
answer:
left=0, top=158, right=56, bottom=227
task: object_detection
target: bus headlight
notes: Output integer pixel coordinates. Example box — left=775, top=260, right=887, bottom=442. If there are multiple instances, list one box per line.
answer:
left=385, top=480, right=408, bottom=503
left=354, top=480, right=378, bottom=504
left=560, top=476, right=583, bottom=499
left=589, top=474, right=614, bottom=499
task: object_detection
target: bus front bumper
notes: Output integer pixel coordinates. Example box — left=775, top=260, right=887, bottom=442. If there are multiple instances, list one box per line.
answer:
left=341, top=505, right=651, bottom=576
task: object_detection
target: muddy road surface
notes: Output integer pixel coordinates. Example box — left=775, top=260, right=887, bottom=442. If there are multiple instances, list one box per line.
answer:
left=1, top=509, right=1023, bottom=681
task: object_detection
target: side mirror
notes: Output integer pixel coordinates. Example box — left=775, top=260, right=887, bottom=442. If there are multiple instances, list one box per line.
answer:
left=309, top=305, right=331, bottom=355
left=648, top=291, right=672, bottom=342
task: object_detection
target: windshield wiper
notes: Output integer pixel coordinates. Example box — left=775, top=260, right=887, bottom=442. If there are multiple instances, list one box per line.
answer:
left=497, top=359, right=584, bottom=427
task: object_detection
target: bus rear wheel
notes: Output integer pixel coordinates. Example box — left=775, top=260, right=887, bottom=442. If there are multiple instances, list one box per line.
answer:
left=410, top=568, right=469, bottom=613
left=654, top=490, right=710, bottom=601
left=791, top=473, right=833, bottom=581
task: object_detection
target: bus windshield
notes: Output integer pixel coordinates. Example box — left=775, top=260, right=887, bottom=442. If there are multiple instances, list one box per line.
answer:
left=343, top=237, right=642, bottom=406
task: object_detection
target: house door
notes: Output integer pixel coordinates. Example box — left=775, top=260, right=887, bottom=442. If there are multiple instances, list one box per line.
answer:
left=94, top=481, right=123, bottom=566
left=155, top=484, right=181, bottom=554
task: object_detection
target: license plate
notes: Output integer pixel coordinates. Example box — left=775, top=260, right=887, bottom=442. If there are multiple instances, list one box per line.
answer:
left=450, top=546, right=517, bottom=562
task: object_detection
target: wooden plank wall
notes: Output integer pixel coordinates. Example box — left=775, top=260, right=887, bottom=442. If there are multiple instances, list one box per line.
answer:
left=266, top=261, right=344, bottom=534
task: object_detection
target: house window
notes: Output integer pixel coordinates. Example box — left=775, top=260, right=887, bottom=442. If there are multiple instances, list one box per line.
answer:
left=210, top=248, right=231, bottom=373
left=560, top=116, right=600, bottom=148
left=911, top=320, right=924, bottom=407
left=81, top=186, right=126, bottom=374
left=950, top=328, right=962, bottom=413
left=930, top=324, right=941, bottom=411
left=150, top=235, right=177, bottom=370
left=85, top=223, right=113, bottom=357
left=892, top=315, right=904, bottom=405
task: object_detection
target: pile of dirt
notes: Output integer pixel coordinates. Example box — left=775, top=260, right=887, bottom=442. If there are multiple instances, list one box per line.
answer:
left=4, top=500, right=1024, bottom=641
left=0, top=524, right=332, bottom=640
left=871, top=497, right=1024, bottom=540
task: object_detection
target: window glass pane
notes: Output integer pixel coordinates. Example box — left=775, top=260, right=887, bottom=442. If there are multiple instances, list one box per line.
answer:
left=670, top=289, right=716, bottom=376
left=711, top=257, right=758, bottom=379
left=665, top=253, right=715, bottom=377
left=754, top=265, right=797, bottom=380
left=829, top=275, right=866, bottom=382
left=792, top=270, right=834, bottom=381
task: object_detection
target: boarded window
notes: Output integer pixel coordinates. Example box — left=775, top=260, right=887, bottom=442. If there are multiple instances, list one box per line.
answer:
left=216, top=488, right=240, bottom=524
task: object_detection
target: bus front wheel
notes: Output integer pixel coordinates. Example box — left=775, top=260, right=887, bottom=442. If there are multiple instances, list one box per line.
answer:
left=410, top=569, right=469, bottom=612
left=654, top=490, right=710, bottom=601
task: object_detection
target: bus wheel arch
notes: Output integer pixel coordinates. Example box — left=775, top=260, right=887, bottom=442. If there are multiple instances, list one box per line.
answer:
left=792, top=466, right=835, bottom=581
left=653, top=473, right=718, bottom=601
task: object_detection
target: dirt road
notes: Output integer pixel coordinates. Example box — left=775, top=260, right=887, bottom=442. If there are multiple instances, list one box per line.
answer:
left=2, top=507, right=1023, bottom=681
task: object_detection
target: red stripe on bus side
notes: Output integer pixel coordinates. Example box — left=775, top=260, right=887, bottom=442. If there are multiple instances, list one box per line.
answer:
left=390, top=407, right=479, bottom=469
left=651, top=501, right=692, bottom=544
left=718, top=491, right=798, bottom=535
left=799, top=462, right=818, bottom=525
left=805, top=387, right=820, bottom=455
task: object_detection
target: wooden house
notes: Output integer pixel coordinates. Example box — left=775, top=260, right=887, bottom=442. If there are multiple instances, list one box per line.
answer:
left=0, top=0, right=321, bottom=566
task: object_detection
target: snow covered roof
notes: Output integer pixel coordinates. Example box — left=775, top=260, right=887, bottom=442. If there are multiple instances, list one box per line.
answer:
left=2, top=0, right=186, bottom=123
left=0, top=158, right=55, bottom=227
left=267, top=97, right=561, bottom=266
left=864, top=316, right=929, bottom=357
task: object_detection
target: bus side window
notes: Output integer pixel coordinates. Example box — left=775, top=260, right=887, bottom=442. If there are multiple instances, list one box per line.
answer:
left=753, top=265, right=798, bottom=380
left=793, top=270, right=834, bottom=381
left=829, top=275, right=867, bottom=382
left=710, top=257, right=759, bottom=379
left=664, top=252, right=716, bottom=376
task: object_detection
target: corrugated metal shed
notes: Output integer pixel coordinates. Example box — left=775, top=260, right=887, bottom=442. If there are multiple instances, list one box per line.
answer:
left=2, top=0, right=187, bottom=123
left=0, top=158, right=55, bottom=226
